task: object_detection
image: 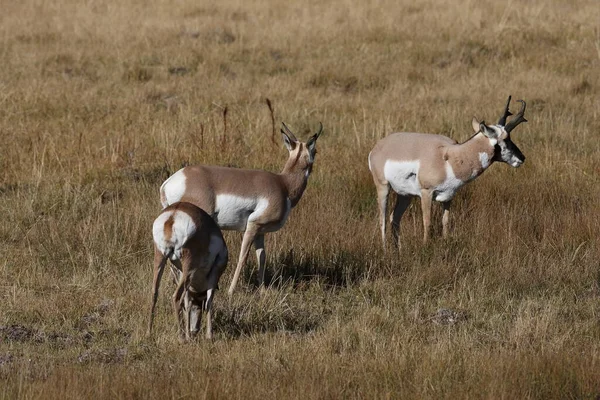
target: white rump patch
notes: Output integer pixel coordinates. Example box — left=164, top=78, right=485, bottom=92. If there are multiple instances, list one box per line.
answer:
left=479, top=152, right=490, bottom=169
left=152, top=210, right=197, bottom=260
left=384, top=160, right=421, bottom=197
left=160, top=169, right=187, bottom=208
left=215, top=194, right=269, bottom=231
left=434, top=162, right=464, bottom=202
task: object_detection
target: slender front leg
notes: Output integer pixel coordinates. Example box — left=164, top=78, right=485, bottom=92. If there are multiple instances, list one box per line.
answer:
left=391, top=195, right=412, bottom=250
left=188, top=300, right=201, bottom=339
left=375, top=182, right=390, bottom=251
left=420, top=189, right=433, bottom=244
left=228, top=223, right=260, bottom=296
left=254, top=234, right=266, bottom=292
left=205, top=289, right=215, bottom=340
left=442, top=201, right=452, bottom=238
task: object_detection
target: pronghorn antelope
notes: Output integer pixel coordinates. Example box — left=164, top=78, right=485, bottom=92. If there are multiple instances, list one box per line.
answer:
left=149, top=202, right=228, bottom=341
left=369, top=96, right=527, bottom=249
left=160, top=122, right=323, bottom=295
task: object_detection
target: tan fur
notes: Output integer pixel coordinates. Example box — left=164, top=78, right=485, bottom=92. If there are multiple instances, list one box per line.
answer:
left=369, top=131, right=495, bottom=189
left=370, top=127, right=502, bottom=249
left=160, top=124, right=321, bottom=295
left=163, top=215, right=174, bottom=243
left=148, top=202, right=228, bottom=342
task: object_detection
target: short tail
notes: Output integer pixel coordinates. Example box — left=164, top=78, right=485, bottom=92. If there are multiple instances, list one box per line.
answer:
left=148, top=248, right=173, bottom=335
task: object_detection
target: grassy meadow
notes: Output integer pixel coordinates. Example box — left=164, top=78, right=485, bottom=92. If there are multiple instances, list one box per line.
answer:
left=1, top=0, right=600, bottom=398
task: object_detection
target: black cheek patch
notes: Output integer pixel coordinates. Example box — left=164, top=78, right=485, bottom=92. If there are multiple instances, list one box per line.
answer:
left=492, top=144, right=502, bottom=162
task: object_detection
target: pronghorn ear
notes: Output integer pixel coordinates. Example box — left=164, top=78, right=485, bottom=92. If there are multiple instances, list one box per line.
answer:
left=471, top=117, right=480, bottom=133
left=479, top=121, right=499, bottom=139
left=281, top=129, right=297, bottom=151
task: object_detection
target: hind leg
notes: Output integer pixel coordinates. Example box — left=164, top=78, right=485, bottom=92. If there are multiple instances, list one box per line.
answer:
left=172, top=257, right=190, bottom=343
left=391, top=195, right=412, bottom=250
left=148, top=247, right=167, bottom=336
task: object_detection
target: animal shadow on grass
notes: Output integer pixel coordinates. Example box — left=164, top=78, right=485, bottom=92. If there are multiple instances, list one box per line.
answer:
left=249, top=248, right=369, bottom=291
left=215, top=249, right=369, bottom=338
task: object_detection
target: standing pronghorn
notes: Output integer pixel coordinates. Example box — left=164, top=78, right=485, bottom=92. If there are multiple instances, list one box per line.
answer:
left=160, top=122, right=322, bottom=295
left=149, top=202, right=228, bottom=341
left=369, top=96, right=527, bottom=249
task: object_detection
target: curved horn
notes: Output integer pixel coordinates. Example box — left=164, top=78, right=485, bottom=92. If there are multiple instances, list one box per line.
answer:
left=497, top=95, right=513, bottom=126
left=504, top=100, right=527, bottom=133
left=280, top=122, right=298, bottom=142
left=313, top=122, right=323, bottom=140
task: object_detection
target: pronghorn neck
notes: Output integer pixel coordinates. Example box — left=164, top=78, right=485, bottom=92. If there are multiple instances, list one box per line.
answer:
left=279, top=145, right=310, bottom=207
left=447, top=132, right=496, bottom=180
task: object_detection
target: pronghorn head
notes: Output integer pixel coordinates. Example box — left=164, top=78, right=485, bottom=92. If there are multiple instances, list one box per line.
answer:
left=472, top=96, right=527, bottom=168
left=281, top=122, right=323, bottom=176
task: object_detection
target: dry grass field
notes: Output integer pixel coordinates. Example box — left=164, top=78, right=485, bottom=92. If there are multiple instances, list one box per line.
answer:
left=1, top=0, right=599, bottom=398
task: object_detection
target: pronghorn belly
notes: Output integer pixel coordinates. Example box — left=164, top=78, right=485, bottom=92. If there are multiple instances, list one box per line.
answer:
left=214, top=194, right=269, bottom=231
left=384, top=160, right=421, bottom=197
left=433, top=162, right=465, bottom=202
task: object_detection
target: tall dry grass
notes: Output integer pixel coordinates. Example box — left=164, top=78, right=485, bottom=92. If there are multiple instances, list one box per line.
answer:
left=1, top=0, right=599, bottom=398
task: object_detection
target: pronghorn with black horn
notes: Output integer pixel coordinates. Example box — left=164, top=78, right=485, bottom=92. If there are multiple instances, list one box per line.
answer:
left=160, top=122, right=323, bottom=295
left=149, top=202, right=228, bottom=342
left=368, top=96, right=527, bottom=250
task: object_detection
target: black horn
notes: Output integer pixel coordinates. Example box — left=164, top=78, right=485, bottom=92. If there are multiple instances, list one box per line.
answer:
left=498, top=95, right=513, bottom=126
left=504, top=100, right=527, bottom=133
left=280, top=122, right=298, bottom=142
left=313, top=122, right=323, bottom=140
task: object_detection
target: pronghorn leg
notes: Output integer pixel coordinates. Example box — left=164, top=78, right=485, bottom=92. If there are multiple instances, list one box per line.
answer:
left=391, top=195, right=412, bottom=250
left=204, top=249, right=227, bottom=340
left=172, top=258, right=190, bottom=343
left=442, top=201, right=452, bottom=238
left=184, top=292, right=192, bottom=340
left=148, top=248, right=168, bottom=336
left=420, top=189, right=433, bottom=243
left=205, top=289, right=215, bottom=340
left=253, top=234, right=266, bottom=292
left=375, top=181, right=390, bottom=251
left=188, top=293, right=202, bottom=339
left=228, top=223, right=259, bottom=296
left=168, top=264, right=182, bottom=285
left=172, top=278, right=187, bottom=342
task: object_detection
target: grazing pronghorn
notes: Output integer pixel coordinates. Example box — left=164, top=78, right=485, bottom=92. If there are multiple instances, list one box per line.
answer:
left=160, top=122, right=323, bottom=295
left=369, top=96, right=527, bottom=249
left=149, top=202, right=228, bottom=341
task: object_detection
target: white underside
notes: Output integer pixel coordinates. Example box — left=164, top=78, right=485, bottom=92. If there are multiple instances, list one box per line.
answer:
left=433, top=162, right=465, bottom=202
left=384, top=159, right=465, bottom=202
left=214, top=194, right=270, bottom=231
left=384, top=160, right=421, bottom=197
